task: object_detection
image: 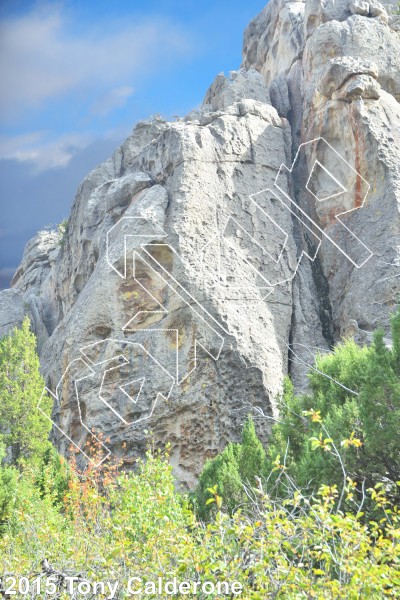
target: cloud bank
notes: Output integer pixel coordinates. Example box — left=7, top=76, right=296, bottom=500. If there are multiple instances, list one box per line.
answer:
left=0, top=3, right=192, bottom=172
left=0, top=131, right=95, bottom=172
left=0, top=5, right=191, bottom=120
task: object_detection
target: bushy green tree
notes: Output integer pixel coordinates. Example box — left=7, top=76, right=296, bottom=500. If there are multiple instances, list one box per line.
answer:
left=0, top=317, right=52, bottom=465
left=1, top=312, right=399, bottom=597
left=0, top=444, right=18, bottom=533
left=34, top=445, right=70, bottom=505
left=194, top=442, right=244, bottom=519
left=2, top=444, right=400, bottom=599
left=238, top=416, right=266, bottom=485
left=194, top=416, right=266, bottom=518
left=0, top=318, right=68, bottom=534
left=267, top=306, right=400, bottom=507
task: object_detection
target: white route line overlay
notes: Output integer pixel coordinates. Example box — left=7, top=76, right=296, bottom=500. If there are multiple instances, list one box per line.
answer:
left=37, top=339, right=175, bottom=465
left=275, top=136, right=373, bottom=269
left=38, top=358, right=111, bottom=468
left=197, top=136, right=373, bottom=302
left=39, top=136, right=373, bottom=465
left=106, top=217, right=168, bottom=280
left=198, top=196, right=288, bottom=300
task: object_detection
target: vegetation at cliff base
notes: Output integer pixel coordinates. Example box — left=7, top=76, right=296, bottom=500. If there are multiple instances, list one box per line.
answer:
left=0, top=317, right=52, bottom=465
left=0, top=314, right=399, bottom=598
left=194, top=417, right=266, bottom=520
left=266, top=306, right=400, bottom=515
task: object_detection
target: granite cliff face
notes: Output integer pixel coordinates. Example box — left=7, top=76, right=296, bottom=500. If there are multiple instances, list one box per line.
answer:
left=1, top=0, right=399, bottom=486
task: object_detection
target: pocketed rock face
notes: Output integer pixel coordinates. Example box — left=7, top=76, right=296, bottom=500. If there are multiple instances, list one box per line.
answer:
left=1, top=0, right=400, bottom=485
left=6, top=81, right=297, bottom=487
left=243, top=0, right=400, bottom=383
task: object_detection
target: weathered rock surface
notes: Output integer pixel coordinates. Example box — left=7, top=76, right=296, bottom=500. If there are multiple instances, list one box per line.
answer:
left=0, top=289, right=25, bottom=338
left=1, top=0, right=399, bottom=485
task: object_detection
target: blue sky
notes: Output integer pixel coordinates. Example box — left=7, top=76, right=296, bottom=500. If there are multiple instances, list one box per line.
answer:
left=0, top=0, right=268, bottom=288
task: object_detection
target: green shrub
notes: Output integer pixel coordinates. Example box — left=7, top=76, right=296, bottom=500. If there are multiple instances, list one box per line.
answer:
left=0, top=444, right=18, bottom=533
left=194, top=416, right=266, bottom=519
left=1, top=309, right=399, bottom=598
left=57, top=218, right=69, bottom=247
left=1, top=445, right=399, bottom=599
left=0, top=317, right=52, bottom=465
left=34, top=444, right=70, bottom=506
left=266, top=306, right=400, bottom=512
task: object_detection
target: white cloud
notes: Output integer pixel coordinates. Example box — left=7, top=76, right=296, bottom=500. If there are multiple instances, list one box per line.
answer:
left=0, top=131, right=95, bottom=172
left=90, top=86, right=135, bottom=116
left=0, top=5, right=191, bottom=120
left=0, top=123, right=134, bottom=172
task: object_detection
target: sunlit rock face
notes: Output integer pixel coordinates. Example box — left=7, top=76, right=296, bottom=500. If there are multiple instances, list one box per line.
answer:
left=1, top=0, right=399, bottom=487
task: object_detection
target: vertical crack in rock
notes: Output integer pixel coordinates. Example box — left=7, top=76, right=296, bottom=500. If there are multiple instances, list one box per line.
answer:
left=1, top=0, right=400, bottom=483
left=307, top=242, right=335, bottom=348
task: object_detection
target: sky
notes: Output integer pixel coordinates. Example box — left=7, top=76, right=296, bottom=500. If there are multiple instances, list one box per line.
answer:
left=0, top=0, right=268, bottom=290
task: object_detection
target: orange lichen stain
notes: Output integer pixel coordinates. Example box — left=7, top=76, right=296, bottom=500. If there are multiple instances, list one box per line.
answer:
left=328, top=206, right=338, bottom=223
left=321, top=205, right=341, bottom=229
left=354, top=172, right=363, bottom=209
left=352, top=108, right=365, bottom=210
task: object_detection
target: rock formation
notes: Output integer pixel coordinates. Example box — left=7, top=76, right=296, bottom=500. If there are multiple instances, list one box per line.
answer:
left=1, top=0, right=399, bottom=487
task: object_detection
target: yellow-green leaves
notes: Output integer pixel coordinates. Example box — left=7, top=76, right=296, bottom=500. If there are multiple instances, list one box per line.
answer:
left=1, top=445, right=400, bottom=599
left=303, top=409, right=322, bottom=423
left=341, top=431, right=363, bottom=449
left=205, top=485, right=222, bottom=509
left=309, top=433, right=333, bottom=452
